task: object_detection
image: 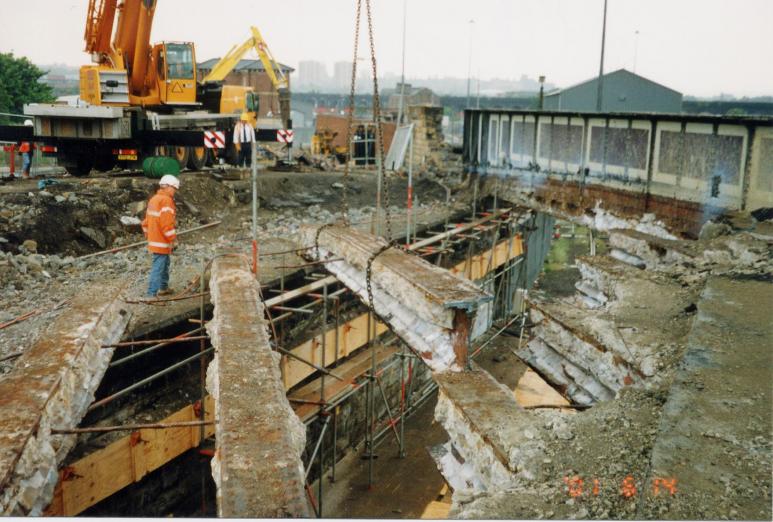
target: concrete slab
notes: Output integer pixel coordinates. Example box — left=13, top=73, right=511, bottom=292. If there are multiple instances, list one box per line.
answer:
left=637, top=275, right=773, bottom=520
left=302, top=225, right=489, bottom=328
left=0, top=280, right=130, bottom=515
left=298, top=225, right=492, bottom=371
left=205, top=256, right=310, bottom=518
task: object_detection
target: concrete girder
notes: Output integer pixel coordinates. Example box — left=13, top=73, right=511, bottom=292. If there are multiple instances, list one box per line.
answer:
left=205, top=256, right=310, bottom=518
left=433, top=367, right=544, bottom=494
left=0, top=281, right=131, bottom=515
left=299, top=225, right=493, bottom=372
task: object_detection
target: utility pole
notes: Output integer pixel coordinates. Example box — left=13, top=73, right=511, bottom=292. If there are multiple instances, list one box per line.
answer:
left=633, top=30, right=640, bottom=73
left=476, top=69, right=481, bottom=109
left=596, top=0, right=608, bottom=112
left=466, top=19, right=474, bottom=108
left=396, top=0, right=408, bottom=125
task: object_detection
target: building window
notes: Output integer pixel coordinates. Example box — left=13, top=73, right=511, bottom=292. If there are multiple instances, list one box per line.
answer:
left=166, top=43, right=195, bottom=79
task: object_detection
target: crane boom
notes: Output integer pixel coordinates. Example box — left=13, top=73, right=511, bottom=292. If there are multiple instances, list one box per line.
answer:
left=84, top=0, right=118, bottom=58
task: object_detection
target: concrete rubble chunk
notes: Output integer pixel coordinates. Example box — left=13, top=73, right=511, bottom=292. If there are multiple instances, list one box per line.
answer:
left=0, top=280, right=131, bottom=516
left=205, top=256, right=310, bottom=518
left=434, top=368, right=546, bottom=494
left=520, top=253, right=694, bottom=403
left=299, top=225, right=492, bottom=371
left=609, top=228, right=699, bottom=269
left=610, top=228, right=771, bottom=273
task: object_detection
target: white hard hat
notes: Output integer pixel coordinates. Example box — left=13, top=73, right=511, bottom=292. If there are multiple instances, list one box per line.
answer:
left=159, top=175, right=180, bottom=189
left=24, top=119, right=33, bottom=127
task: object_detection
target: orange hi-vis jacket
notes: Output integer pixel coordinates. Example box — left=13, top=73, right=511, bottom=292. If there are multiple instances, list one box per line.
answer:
left=141, top=191, right=177, bottom=254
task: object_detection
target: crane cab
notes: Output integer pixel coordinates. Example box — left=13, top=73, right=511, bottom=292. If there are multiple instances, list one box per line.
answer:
left=150, top=42, right=198, bottom=106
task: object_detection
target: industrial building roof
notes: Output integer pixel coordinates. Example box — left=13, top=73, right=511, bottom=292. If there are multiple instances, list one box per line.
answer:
left=197, top=58, right=294, bottom=74
left=545, top=68, right=681, bottom=98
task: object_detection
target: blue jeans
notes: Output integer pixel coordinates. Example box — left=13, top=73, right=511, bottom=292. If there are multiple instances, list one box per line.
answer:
left=147, top=253, right=170, bottom=297
left=22, top=152, right=32, bottom=176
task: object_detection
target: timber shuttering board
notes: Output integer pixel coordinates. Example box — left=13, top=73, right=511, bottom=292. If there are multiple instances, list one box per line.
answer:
left=45, top=397, right=215, bottom=516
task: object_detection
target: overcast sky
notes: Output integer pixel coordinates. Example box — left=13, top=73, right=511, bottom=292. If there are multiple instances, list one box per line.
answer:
left=1, top=0, right=771, bottom=97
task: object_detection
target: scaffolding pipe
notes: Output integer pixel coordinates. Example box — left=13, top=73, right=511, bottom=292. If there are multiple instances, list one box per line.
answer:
left=375, top=376, right=401, bottom=445
left=88, top=348, right=215, bottom=411
left=331, top=409, right=338, bottom=483
left=304, top=416, right=331, bottom=481
left=367, top=312, right=375, bottom=487
left=51, top=420, right=214, bottom=434
left=318, top=282, right=328, bottom=515
left=399, top=346, right=406, bottom=458
left=108, top=327, right=204, bottom=368
left=102, top=335, right=209, bottom=348
left=76, top=222, right=221, bottom=261
left=199, top=261, right=207, bottom=445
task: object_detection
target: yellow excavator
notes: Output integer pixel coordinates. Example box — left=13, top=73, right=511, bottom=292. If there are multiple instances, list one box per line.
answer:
left=203, top=26, right=291, bottom=129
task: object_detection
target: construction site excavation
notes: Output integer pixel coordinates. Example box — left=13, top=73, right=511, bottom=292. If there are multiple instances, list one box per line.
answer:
left=0, top=0, right=771, bottom=520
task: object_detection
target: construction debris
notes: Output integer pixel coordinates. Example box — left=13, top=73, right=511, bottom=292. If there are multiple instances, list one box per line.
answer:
left=0, top=281, right=130, bottom=515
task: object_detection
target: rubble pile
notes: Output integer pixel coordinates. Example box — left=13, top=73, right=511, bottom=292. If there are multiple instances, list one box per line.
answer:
left=436, top=219, right=772, bottom=520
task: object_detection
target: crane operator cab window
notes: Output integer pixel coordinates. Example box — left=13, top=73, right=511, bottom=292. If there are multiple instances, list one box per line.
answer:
left=165, top=43, right=195, bottom=79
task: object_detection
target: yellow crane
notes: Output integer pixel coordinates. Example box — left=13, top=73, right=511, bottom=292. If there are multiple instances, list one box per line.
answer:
left=204, top=26, right=291, bottom=129
left=81, top=0, right=198, bottom=106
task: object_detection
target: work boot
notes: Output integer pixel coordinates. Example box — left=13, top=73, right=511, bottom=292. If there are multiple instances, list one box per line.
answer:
left=157, top=288, right=175, bottom=297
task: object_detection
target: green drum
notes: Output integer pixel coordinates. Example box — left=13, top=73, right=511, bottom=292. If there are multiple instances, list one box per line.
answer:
left=142, top=156, right=181, bottom=178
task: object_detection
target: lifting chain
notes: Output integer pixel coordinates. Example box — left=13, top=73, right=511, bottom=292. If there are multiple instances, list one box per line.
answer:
left=364, top=0, right=393, bottom=241
left=365, top=241, right=393, bottom=315
left=347, top=0, right=417, bottom=338
left=314, top=223, right=337, bottom=260
left=339, top=0, right=363, bottom=226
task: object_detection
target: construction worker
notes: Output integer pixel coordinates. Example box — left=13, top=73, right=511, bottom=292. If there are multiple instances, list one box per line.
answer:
left=142, top=175, right=180, bottom=297
left=232, top=114, right=256, bottom=167
left=18, top=120, right=35, bottom=179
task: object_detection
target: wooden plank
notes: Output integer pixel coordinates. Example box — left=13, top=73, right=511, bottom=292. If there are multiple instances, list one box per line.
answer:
left=57, top=437, right=134, bottom=516
left=290, top=344, right=399, bottom=422
left=420, top=500, right=452, bottom=519
left=514, top=369, right=571, bottom=408
left=283, top=312, right=388, bottom=391
left=449, top=236, right=523, bottom=280
left=45, top=396, right=215, bottom=516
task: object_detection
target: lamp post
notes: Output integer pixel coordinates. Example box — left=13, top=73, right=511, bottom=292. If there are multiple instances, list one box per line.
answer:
left=538, top=75, right=546, bottom=110
left=396, top=0, right=408, bottom=126
left=633, top=30, right=640, bottom=73
left=595, top=0, right=608, bottom=112
left=466, top=19, right=474, bottom=108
